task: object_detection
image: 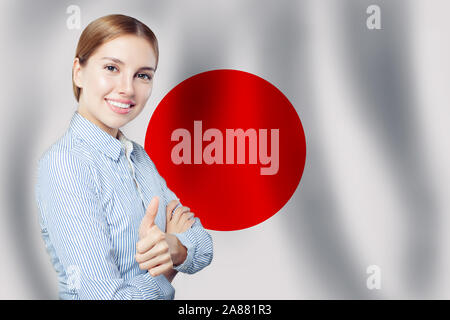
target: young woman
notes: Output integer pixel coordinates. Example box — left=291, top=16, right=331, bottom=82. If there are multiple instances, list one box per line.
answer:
left=35, top=14, right=213, bottom=300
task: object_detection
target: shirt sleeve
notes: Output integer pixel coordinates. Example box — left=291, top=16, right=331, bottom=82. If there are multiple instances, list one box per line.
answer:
left=144, top=152, right=214, bottom=274
left=36, top=150, right=174, bottom=299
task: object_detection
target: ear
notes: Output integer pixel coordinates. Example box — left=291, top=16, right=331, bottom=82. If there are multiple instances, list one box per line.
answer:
left=73, top=57, right=84, bottom=89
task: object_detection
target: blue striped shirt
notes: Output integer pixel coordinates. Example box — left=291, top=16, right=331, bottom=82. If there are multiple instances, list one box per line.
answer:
left=35, top=111, right=213, bottom=300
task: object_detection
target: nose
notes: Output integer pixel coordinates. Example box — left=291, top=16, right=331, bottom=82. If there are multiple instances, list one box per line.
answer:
left=118, top=73, right=135, bottom=97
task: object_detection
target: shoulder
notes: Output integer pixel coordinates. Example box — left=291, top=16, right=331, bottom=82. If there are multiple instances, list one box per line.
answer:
left=131, top=141, right=150, bottom=161
left=39, top=131, right=86, bottom=168
left=132, top=141, right=159, bottom=170
left=131, top=140, right=145, bottom=154
left=37, top=133, right=97, bottom=191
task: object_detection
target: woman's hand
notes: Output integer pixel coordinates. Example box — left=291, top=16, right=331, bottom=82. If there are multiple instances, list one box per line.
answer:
left=166, top=199, right=195, bottom=234
left=164, top=200, right=195, bottom=267
left=135, top=197, right=195, bottom=279
left=135, top=196, right=173, bottom=277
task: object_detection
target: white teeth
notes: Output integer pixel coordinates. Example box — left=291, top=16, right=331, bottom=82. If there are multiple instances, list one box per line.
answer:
left=107, top=100, right=132, bottom=109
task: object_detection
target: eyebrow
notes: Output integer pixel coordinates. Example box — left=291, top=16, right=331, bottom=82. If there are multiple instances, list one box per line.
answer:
left=101, top=56, right=155, bottom=72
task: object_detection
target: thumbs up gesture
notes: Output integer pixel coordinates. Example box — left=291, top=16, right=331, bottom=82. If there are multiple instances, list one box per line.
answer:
left=135, top=196, right=173, bottom=277
left=138, top=196, right=160, bottom=239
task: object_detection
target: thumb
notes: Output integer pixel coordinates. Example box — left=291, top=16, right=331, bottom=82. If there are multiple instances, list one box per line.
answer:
left=139, top=196, right=159, bottom=238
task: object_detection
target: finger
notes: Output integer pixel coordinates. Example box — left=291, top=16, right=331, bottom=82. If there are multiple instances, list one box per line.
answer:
left=149, top=260, right=174, bottom=277
left=136, top=225, right=165, bottom=253
left=166, top=199, right=180, bottom=223
left=138, top=252, right=171, bottom=271
left=135, top=240, right=169, bottom=263
left=138, top=196, right=159, bottom=238
left=177, top=218, right=195, bottom=235
left=171, top=206, right=190, bottom=225
left=183, top=218, right=195, bottom=231
left=178, top=212, right=194, bottom=226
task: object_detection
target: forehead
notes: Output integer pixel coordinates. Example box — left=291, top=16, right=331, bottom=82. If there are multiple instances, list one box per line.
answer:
left=91, top=35, right=157, bottom=68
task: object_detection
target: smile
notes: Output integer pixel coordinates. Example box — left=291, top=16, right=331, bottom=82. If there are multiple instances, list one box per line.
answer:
left=106, top=99, right=134, bottom=109
left=105, top=99, right=135, bottom=114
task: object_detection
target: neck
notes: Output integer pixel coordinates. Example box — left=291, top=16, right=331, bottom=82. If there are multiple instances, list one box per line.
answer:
left=77, top=106, right=119, bottom=139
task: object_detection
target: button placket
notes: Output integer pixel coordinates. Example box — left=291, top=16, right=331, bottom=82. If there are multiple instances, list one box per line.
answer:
left=125, top=148, right=146, bottom=205
left=118, top=133, right=147, bottom=206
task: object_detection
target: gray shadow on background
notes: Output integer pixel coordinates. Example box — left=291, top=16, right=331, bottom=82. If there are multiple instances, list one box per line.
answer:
left=341, top=0, right=438, bottom=296
left=7, top=1, right=59, bottom=299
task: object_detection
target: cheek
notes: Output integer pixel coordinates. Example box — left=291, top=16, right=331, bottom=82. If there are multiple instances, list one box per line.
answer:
left=140, top=83, right=153, bottom=101
left=97, top=75, right=115, bottom=92
left=86, top=71, right=115, bottom=95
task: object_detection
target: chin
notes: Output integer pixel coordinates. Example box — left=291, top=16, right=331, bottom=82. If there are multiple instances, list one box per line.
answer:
left=108, top=120, right=127, bottom=129
left=100, top=116, right=123, bottom=129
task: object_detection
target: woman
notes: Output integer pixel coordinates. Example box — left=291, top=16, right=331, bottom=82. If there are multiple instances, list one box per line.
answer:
left=35, top=14, right=213, bottom=300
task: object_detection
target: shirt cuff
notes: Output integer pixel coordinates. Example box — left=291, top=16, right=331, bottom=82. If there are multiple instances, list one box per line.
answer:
left=172, top=231, right=195, bottom=273
left=142, top=272, right=175, bottom=300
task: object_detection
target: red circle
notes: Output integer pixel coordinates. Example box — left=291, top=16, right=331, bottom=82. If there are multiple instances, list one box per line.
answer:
left=145, top=69, right=306, bottom=231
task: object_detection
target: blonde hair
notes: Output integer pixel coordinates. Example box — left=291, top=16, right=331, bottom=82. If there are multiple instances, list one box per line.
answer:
left=72, top=14, right=159, bottom=102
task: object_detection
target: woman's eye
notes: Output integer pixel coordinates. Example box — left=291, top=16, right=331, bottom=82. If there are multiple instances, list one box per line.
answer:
left=105, top=65, right=118, bottom=72
left=137, top=73, right=152, bottom=81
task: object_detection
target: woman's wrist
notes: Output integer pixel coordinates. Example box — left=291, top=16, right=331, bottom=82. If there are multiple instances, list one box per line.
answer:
left=165, top=233, right=187, bottom=266
left=162, top=268, right=178, bottom=283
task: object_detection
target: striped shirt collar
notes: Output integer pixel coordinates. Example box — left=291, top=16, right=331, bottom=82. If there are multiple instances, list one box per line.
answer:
left=69, top=111, right=134, bottom=161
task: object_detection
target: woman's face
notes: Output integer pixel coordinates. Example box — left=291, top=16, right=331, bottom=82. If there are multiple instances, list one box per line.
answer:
left=73, top=34, right=157, bottom=138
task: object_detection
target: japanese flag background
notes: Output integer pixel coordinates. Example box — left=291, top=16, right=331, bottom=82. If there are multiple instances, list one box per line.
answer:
left=0, top=0, right=450, bottom=299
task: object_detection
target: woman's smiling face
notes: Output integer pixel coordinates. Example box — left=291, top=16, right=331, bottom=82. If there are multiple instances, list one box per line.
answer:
left=73, top=34, right=157, bottom=138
